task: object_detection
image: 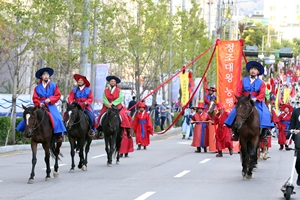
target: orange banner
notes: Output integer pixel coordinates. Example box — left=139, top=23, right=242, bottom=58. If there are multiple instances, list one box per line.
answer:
left=216, top=40, right=242, bottom=111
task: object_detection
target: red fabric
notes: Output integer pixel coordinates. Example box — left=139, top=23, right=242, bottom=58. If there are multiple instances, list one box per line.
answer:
left=188, top=72, right=195, bottom=93
left=278, top=113, right=292, bottom=145
left=191, top=112, right=211, bottom=147
left=236, top=79, right=266, bottom=102
left=46, top=111, right=55, bottom=130
left=290, top=87, right=296, bottom=98
left=32, top=84, right=61, bottom=106
left=119, top=129, right=134, bottom=154
left=204, top=77, right=209, bottom=94
left=214, top=111, right=233, bottom=151
left=260, top=137, right=272, bottom=148
left=132, top=111, right=153, bottom=147
left=271, top=109, right=280, bottom=123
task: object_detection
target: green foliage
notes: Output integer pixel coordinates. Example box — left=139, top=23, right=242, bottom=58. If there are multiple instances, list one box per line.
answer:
left=0, top=117, right=12, bottom=146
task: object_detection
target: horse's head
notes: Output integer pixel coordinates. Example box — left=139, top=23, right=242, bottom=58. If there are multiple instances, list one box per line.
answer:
left=22, top=104, right=43, bottom=136
left=234, top=94, right=255, bottom=129
left=207, top=100, right=216, bottom=113
left=106, top=105, right=121, bottom=132
left=65, top=102, right=82, bottom=130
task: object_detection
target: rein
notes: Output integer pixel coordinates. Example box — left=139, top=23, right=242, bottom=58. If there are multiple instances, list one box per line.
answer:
left=28, top=108, right=46, bottom=133
left=68, top=108, right=85, bottom=127
left=236, top=106, right=254, bottom=125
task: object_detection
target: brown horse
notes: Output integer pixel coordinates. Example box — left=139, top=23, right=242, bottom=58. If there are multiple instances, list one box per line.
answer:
left=207, top=100, right=216, bottom=119
left=22, top=105, right=62, bottom=184
left=234, top=95, right=260, bottom=179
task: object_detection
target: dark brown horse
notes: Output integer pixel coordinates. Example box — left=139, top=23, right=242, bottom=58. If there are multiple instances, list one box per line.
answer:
left=22, top=105, right=62, bottom=184
left=234, top=95, right=260, bottom=179
left=97, top=105, right=122, bottom=166
left=65, top=102, right=92, bottom=172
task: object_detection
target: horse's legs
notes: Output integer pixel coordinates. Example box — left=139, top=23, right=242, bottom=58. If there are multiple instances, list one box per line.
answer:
left=78, top=139, right=85, bottom=169
left=69, top=137, right=76, bottom=172
left=53, top=140, right=61, bottom=178
left=116, top=131, right=122, bottom=164
left=240, top=140, right=248, bottom=178
left=104, top=136, right=112, bottom=165
left=28, top=142, right=38, bottom=184
left=84, top=136, right=92, bottom=169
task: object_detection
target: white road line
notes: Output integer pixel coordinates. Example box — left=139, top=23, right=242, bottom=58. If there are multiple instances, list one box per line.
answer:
left=42, top=164, right=66, bottom=170
left=199, top=158, right=211, bottom=164
left=177, top=142, right=191, bottom=145
left=174, top=170, right=191, bottom=178
left=91, top=154, right=106, bottom=159
left=0, top=180, right=3, bottom=183
left=134, top=192, right=156, bottom=200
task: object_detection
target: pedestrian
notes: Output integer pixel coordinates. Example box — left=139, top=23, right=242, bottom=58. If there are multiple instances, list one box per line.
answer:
left=132, top=102, right=153, bottom=150
left=97, top=75, right=131, bottom=138
left=127, top=96, right=137, bottom=117
left=166, top=104, right=173, bottom=128
left=191, top=102, right=213, bottom=153
left=214, top=102, right=233, bottom=157
left=287, top=106, right=300, bottom=185
left=225, top=61, right=274, bottom=141
left=278, top=104, right=293, bottom=150
left=67, top=74, right=96, bottom=137
left=159, top=100, right=169, bottom=131
left=16, top=67, right=66, bottom=142
left=120, top=111, right=134, bottom=157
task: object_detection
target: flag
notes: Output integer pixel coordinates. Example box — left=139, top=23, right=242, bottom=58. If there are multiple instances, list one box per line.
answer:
left=290, top=86, right=296, bottom=98
left=275, top=84, right=280, bottom=114
left=188, top=71, right=195, bottom=93
left=204, top=77, right=208, bottom=94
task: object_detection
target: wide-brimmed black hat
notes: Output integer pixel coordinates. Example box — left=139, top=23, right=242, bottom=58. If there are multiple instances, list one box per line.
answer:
left=35, top=67, right=54, bottom=79
left=246, top=61, right=264, bottom=75
left=106, top=75, right=121, bottom=84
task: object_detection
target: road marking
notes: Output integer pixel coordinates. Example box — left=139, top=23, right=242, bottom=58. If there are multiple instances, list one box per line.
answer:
left=42, top=164, right=66, bottom=170
left=199, top=159, right=211, bottom=164
left=134, top=192, right=156, bottom=200
left=177, top=142, right=191, bottom=145
left=91, top=154, right=106, bottom=159
left=174, top=170, right=191, bottom=178
left=0, top=180, right=3, bottom=183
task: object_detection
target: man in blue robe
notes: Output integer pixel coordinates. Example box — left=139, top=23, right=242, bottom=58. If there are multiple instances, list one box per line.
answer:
left=204, top=87, right=216, bottom=111
left=224, top=61, right=274, bottom=141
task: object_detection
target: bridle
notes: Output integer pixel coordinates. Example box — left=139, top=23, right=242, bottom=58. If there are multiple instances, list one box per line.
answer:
left=236, top=104, right=254, bottom=125
left=107, top=107, right=120, bottom=131
left=26, top=108, right=46, bottom=133
left=66, top=107, right=84, bottom=128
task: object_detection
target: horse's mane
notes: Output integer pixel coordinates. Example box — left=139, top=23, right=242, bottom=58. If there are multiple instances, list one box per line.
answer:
left=237, top=95, right=255, bottom=107
left=68, top=102, right=83, bottom=111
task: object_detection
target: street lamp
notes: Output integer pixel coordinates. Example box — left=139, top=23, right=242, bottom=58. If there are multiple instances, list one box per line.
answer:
left=261, top=34, right=278, bottom=55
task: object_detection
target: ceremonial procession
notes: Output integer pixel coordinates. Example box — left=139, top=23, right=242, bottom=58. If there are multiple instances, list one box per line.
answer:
left=1, top=0, right=300, bottom=200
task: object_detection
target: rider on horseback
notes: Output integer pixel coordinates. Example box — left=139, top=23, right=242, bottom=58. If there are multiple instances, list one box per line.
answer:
left=204, top=86, right=216, bottom=112
left=224, top=61, right=274, bottom=141
left=97, top=75, right=132, bottom=138
left=67, top=74, right=97, bottom=137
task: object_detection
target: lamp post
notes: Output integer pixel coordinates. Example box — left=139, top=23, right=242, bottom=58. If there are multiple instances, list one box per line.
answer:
left=261, top=34, right=278, bottom=55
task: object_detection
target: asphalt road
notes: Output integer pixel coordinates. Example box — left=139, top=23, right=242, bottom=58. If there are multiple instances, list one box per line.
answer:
left=0, top=129, right=298, bottom=200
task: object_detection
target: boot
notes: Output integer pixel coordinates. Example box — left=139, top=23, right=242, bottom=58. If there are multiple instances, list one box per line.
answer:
left=126, top=128, right=132, bottom=138
left=229, top=148, right=233, bottom=155
left=216, top=150, right=223, bottom=157
left=120, top=154, right=123, bottom=157
left=144, top=146, right=147, bottom=150
left=182, top=135, right=185, bottom=139
left=279, top=144, right=284, bottom=150
left=231, top=127, right=239, bottom=141
left=204, top=147, right=207, bottom=153
left=137, top=144, right=141, bottom=150
left=88, top=128, right=95, bottom=137
left=260, top=129, right=268, bottom=142
left=56, top=133, right=63, bottom=143
left=125, top=153, right=129, bottom=157
left=195, top=147, right=201, bottom=153
left=285, top=145, right=293, bottom=151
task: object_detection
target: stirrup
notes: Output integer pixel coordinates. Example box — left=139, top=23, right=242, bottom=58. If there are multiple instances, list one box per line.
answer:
left=231, top=135, right=238, bottom=141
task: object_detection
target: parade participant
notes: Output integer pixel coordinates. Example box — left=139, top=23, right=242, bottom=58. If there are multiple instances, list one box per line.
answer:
left=191, top=102, right=213, bottom=153
left=187, top=107, right=196, bottom=140
left=67, top=74, right=96, bottom=137
left=278, top=104, right=293, bottom=150
left=120, top=111, right=134, bottom=157
left=132, top=102, right=153, bottom=150
left=288, top=106, right=300, bottom=185
left=159, top=100, right=169, bottom=131
left=181, top=107, right=191, bottom=139
left=214, top=103, right=233, bottom=157
left=224, top=61, right=274, bottom=141
left=16, top=67, right=66, bottom=142
left=97, top=75, right=131, bottom=138
left=204, top=87, right=217, bottom=111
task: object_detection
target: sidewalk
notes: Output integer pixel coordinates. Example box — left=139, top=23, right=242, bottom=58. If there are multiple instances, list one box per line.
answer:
left=0, top=127, right=181, bottom=154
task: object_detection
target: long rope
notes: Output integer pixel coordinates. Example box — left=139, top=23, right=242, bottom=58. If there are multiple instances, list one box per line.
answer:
left=155, top=43, right=217, bottom=134
left=128, top=43, right=216, bottom=111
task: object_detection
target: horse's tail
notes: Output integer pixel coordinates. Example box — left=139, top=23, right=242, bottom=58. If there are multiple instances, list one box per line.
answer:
left=50, top=136, right=63, bottom=160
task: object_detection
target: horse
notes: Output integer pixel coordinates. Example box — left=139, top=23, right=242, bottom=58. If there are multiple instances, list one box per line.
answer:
left=97, top=105, right=122, bottom=166
left=234, top=94, right=260, bottom=179
left=207, top=100, right=216, bottom=119
left=22, top=105, right=62, bottom=184
left=65, top=102, right=92, bottom=172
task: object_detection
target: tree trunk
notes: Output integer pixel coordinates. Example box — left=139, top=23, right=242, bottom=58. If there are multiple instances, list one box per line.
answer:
left=11, top=68, right=18, bottom=145
left=135, top=56, right=140, bottom=101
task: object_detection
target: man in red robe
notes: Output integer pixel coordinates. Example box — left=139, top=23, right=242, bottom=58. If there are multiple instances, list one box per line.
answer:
left=120, top=110, right=134, bottom=157
left=278, top=104, right=293, bottom=150
left=191, top=102, right=213, bottom=153
left=132, top=102, right=153, bottom=150
left=97, top=75, right=131, bottom=137
left=214, top=102, right=233, bottom=157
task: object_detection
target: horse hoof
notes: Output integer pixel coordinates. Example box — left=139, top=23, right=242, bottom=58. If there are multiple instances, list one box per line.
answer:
left=107, top=163, right=112, bottom=167
left=116, top=161, right=120, bottom=165
left=81, top=165, right=87, bottom=171
left=69, top=169, right=75, bottom=173
left=45, top=177, right=51, bottom=181
left=246, top=174, right=254, bottom=179
left=53, top=171, right=59, bottom=178
left=27, top=179, right=34, bottom=184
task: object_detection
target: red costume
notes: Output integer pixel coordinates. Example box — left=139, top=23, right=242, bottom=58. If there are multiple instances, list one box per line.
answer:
left=191, top=103, right=212, bottom=148
left=120, top=113, right=134, bottom=155
left=214, top=109, right=233, bottom=151
left=278, top=104, right=293, bottom=146
left=132, top=106, right=153, bottom=147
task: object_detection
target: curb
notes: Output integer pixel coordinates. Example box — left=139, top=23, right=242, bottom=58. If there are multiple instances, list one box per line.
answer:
left=0, top=127, right=181, bottom=154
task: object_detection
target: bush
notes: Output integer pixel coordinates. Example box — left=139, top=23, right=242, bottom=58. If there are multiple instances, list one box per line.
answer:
left=173, top=112, right=183, bottom=127
left=0, top=117, right=12, bottom=146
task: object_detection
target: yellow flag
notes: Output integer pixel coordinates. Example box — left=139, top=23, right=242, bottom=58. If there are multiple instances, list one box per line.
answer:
left=180, top=72, right=189, bottom=106
left=283, top=88, right=290, bottom=104
left=275, top=84, right=280, bottom=114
